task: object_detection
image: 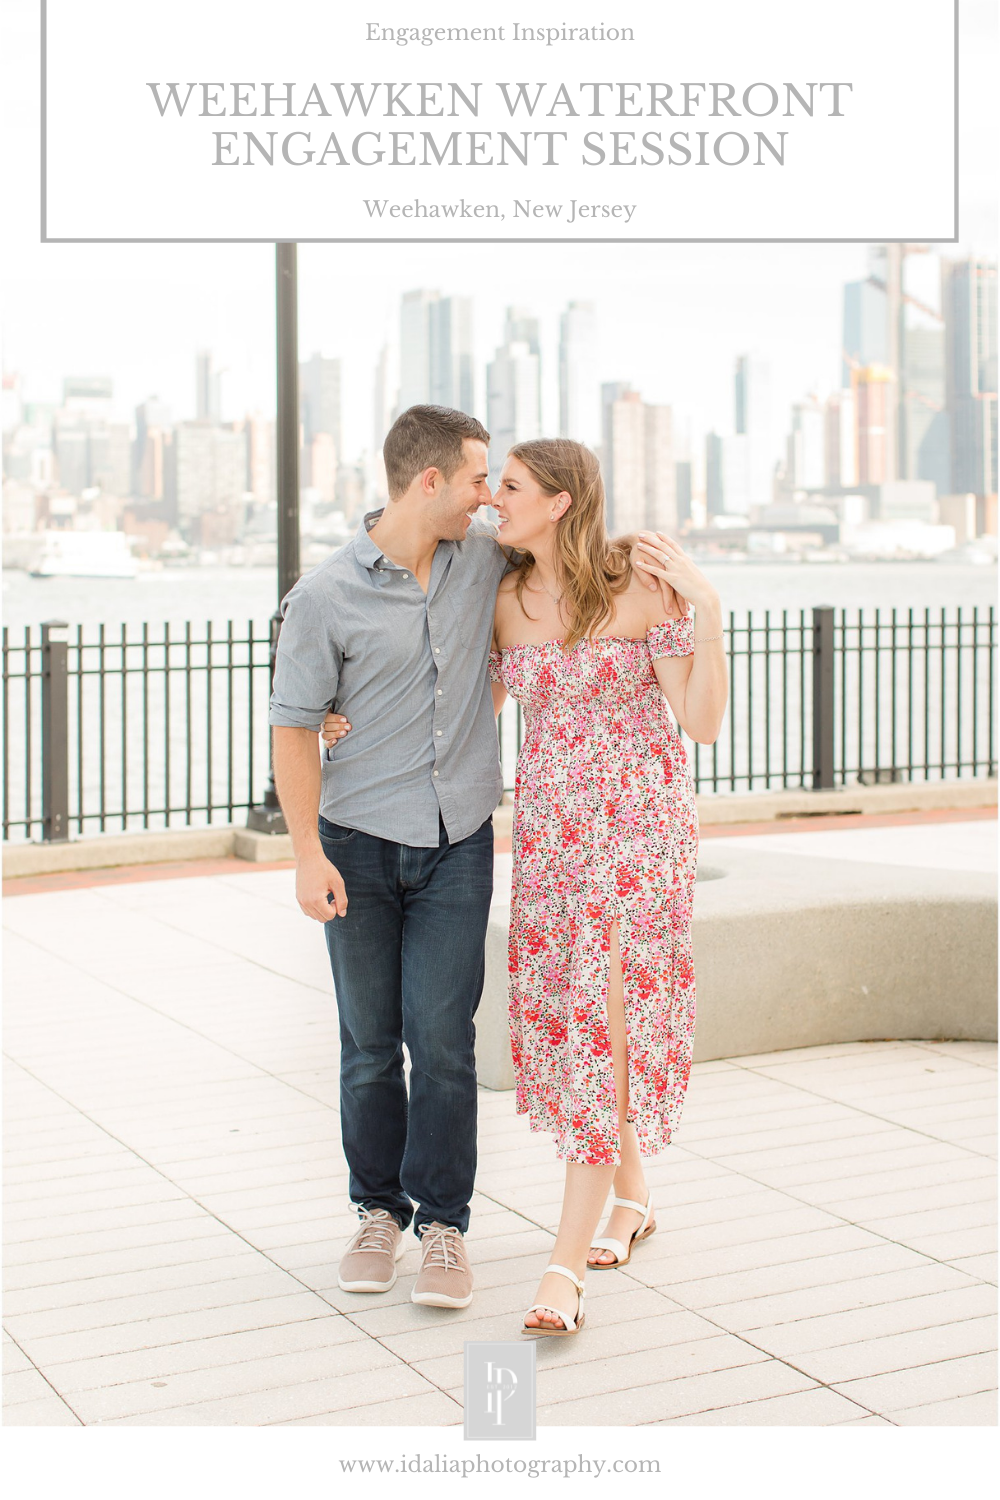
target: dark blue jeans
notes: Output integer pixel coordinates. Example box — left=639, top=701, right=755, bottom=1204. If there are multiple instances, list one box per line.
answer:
left=318, top=812, right=494, bottom=1237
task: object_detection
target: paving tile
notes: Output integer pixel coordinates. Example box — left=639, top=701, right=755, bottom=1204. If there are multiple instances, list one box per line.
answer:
left=1, top=1393, right=84, bottom=1425
left=41, top=1313, right=362, bottom=1393
left=15, top=1290, right=337, bottom=1366
left=744, top=1284, right=997, bottom=1358
left=68, top=1333, right=400, bottom=1423
left=4, top=1269, right=310, bottom=1343
left=950, top=1253, right=997, bottom=1284
left=834, top=1415, right=896, bottom=1425
left=788, top=1315, right=997, bottom=1384
left=658, top=1385, right=871, bottom=1425
left=3, top=1232, right=249, bottom=1289
left=887, top=1391, right=998, bottom=1425
left=703, top=1262, right=980, bottom=1332
left=858, top=1199, right=997, bottom=1245
left=3, top=1197, right=209, bottom=1247
left=3, top=1366, right=61, bottom=1406
left=2, top=1341, right=35, bottom=1376
left=820, top=1174, right=997, bottom=1224
left=832, top=1351, right=997, bottom=1411
left=2, top=1250, right=272, bottom=1315
left=274, top=1390, right=464, bottom=1425
left=635, top=1224, right=881, bottom=1290
left=903, top=1226, right=996, bottom=1262
left=4, top=1213, right=228, bottom=1268
left=92, top=1361, right=433, bottom=1425
left=538, top=1357, right=815, bottom=1425
left=659, top=1241, right=930, bottom=1310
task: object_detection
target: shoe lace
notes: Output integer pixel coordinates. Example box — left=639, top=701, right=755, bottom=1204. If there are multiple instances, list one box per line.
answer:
left=417, top=1222, right=464, bottom=1270
left=352, top=1207, right=398, bottom=1253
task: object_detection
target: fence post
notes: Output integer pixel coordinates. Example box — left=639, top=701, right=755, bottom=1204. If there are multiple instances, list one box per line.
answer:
left=812, top=605, right=836, bottom=791
left=41, top=620, right=70, bottom=842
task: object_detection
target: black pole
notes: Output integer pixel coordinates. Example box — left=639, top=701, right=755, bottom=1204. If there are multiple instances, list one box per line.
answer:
left=41, top=620, right=70, bottom=842
left=812, top=604, right=836, bottom=791
left=247, top=242, right=300, bottom=834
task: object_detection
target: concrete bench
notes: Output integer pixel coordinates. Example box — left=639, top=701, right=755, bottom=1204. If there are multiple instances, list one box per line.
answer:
left=475, top=845, right=997, bottom=1089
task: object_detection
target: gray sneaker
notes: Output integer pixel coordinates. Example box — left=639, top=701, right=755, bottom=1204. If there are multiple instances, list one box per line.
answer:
left=411, top=1221, right=474, bottom=1308
left=338, top=1207, right=406, bottom=1293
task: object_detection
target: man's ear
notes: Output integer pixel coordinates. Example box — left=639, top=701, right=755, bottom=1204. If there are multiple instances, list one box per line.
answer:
left=420, top=465, right=442, bottom=496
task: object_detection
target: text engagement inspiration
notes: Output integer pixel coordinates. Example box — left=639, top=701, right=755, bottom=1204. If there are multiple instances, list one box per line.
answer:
left=145, top=80, right=854, bottom=170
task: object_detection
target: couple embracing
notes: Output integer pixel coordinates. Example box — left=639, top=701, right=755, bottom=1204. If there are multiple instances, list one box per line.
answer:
left=269, top=404, right=727, bottom=1336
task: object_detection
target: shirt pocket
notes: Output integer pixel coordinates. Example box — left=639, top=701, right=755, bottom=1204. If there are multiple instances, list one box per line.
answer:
left=440, top=590, right=492, bottom=651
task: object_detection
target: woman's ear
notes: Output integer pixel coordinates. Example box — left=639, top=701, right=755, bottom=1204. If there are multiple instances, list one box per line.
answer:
left=550, top=490, right=573, bottom=522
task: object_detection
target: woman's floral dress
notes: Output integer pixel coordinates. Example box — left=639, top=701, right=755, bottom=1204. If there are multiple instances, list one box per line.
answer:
left=489, top=618, right=698, bottom=1165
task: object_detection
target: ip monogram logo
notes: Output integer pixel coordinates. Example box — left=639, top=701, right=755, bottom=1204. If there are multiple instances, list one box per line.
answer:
left=464, top=1342, right=536, bottom=1440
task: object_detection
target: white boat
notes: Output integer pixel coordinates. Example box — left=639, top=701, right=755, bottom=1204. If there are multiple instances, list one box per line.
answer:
left=29, top=530, right=139, bottom=579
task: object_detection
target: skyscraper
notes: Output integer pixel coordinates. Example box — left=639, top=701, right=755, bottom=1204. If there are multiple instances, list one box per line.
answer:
left=601, top=384, right=675, bottom=532
left=855, top=365, right=893, bottom=485
left=133, top=396, right=172, bottom=498
left=787, top=398, right=825, bottom=491
left=399, top=290, right=438, bottom=411
left=487, top=318, right=541, bottom=484
left=299, top=353, right=342, bottom=461
left=902, top=327, right=950, bottom=496
left=943, top=256, right=998, bottom=498
left=824, top=390, right=857, bottom=489
left=398, top=292, right=475, bottom=414
left=195, top=351, right=222, bottom=424
left=559, top=302, right=600, bottom=446
left=705, top=432, right=725, bottom=517
left=734, top=354, right=772, bottom=507
left=842, top=280, right=888, bottom=386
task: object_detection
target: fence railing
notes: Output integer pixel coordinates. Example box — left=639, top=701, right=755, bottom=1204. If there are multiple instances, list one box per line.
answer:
left=3, top=606, right=996, bottom=844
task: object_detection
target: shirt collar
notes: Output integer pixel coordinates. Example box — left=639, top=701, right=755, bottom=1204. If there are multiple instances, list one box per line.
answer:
left=353, top=508, right=387, bottom=571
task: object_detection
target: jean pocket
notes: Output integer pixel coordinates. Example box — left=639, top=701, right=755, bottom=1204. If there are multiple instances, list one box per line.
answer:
left=318, top=818, right=358, bottom=845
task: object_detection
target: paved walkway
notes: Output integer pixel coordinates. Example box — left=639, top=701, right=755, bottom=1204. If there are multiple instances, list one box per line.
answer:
left=3, top=822, right=996, bottom=1427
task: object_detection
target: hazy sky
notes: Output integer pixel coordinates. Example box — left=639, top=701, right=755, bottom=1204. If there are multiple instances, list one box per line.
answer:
left=3, top=0, right=996, bottom=472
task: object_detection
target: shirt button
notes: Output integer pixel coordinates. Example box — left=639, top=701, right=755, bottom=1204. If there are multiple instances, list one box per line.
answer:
left=402, top=573, right=409, bottom=579
left=433, top=770, right=439, bottom=777
left=434, top=648, right=441, bottom=654
left=436, top=689, right=443, bottom=696
left=436, top=731, right=443, bottom=737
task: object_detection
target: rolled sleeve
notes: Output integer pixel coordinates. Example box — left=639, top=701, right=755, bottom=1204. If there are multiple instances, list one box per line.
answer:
left=268, top=581, right=342, bottom=730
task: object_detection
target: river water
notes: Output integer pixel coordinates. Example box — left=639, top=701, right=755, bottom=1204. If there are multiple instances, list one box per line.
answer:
left=3, top=559, right=997, bottom=628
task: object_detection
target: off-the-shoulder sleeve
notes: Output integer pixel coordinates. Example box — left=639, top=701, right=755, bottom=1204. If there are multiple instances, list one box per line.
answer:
left=488, top=647, right=504, bottom=683
left=647, top=614, right=695, bottom=660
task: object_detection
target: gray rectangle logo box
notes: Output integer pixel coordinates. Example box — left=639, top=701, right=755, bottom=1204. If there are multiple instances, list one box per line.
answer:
left=464, top=1341, right=536, bottom=1440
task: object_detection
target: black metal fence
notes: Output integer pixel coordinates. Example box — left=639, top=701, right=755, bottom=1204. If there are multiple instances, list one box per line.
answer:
left=3, top=606, right=996, bottom=844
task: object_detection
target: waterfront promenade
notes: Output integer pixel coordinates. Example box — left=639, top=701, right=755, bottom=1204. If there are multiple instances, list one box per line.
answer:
left=3, top=816, right=996, bottom=1427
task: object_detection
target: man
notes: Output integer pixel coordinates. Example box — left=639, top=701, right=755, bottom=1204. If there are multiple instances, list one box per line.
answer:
left=269, top=405, right=505, bottom=1309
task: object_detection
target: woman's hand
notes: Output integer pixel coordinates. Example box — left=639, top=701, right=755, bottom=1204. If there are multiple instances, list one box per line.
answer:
left=625, top=535, right=685, bottom=618
left=321, top=712, right=351, bottom=748
left=633, top=532, right=717, bottom=613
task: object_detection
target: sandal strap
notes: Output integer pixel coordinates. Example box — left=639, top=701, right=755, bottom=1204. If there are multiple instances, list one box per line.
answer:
left=613, top=1194, right=652, bottom=1217
left=589, top=1236, right=627, bottom=1262
left=544, top=1262, right=585, bottom=1294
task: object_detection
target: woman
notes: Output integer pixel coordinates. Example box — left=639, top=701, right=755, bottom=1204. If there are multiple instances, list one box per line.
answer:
left=488, top=439, right=727, bottom=1336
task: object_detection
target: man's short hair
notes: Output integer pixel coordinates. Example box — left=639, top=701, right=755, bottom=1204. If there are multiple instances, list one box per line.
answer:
left=383, top=405, right=490, bottom=499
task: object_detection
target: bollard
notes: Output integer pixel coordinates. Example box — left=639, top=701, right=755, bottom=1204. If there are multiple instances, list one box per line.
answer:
left=812, top=604, right=836, bottom=791
left=41, top=620, right=70, bottom=842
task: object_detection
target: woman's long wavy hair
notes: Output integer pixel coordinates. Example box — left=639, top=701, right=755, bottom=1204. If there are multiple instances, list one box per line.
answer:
left=506, top=438, right=632, bottom=651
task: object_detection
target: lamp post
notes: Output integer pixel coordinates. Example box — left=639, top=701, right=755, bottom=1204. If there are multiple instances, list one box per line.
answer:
left=247, top=241, right=300, bottom=834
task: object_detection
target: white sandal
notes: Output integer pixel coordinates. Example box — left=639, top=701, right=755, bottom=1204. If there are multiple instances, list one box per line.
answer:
left=521, top=1264, right=586, bottom=1336
left=588, top=1190, right=656, bottom=1269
